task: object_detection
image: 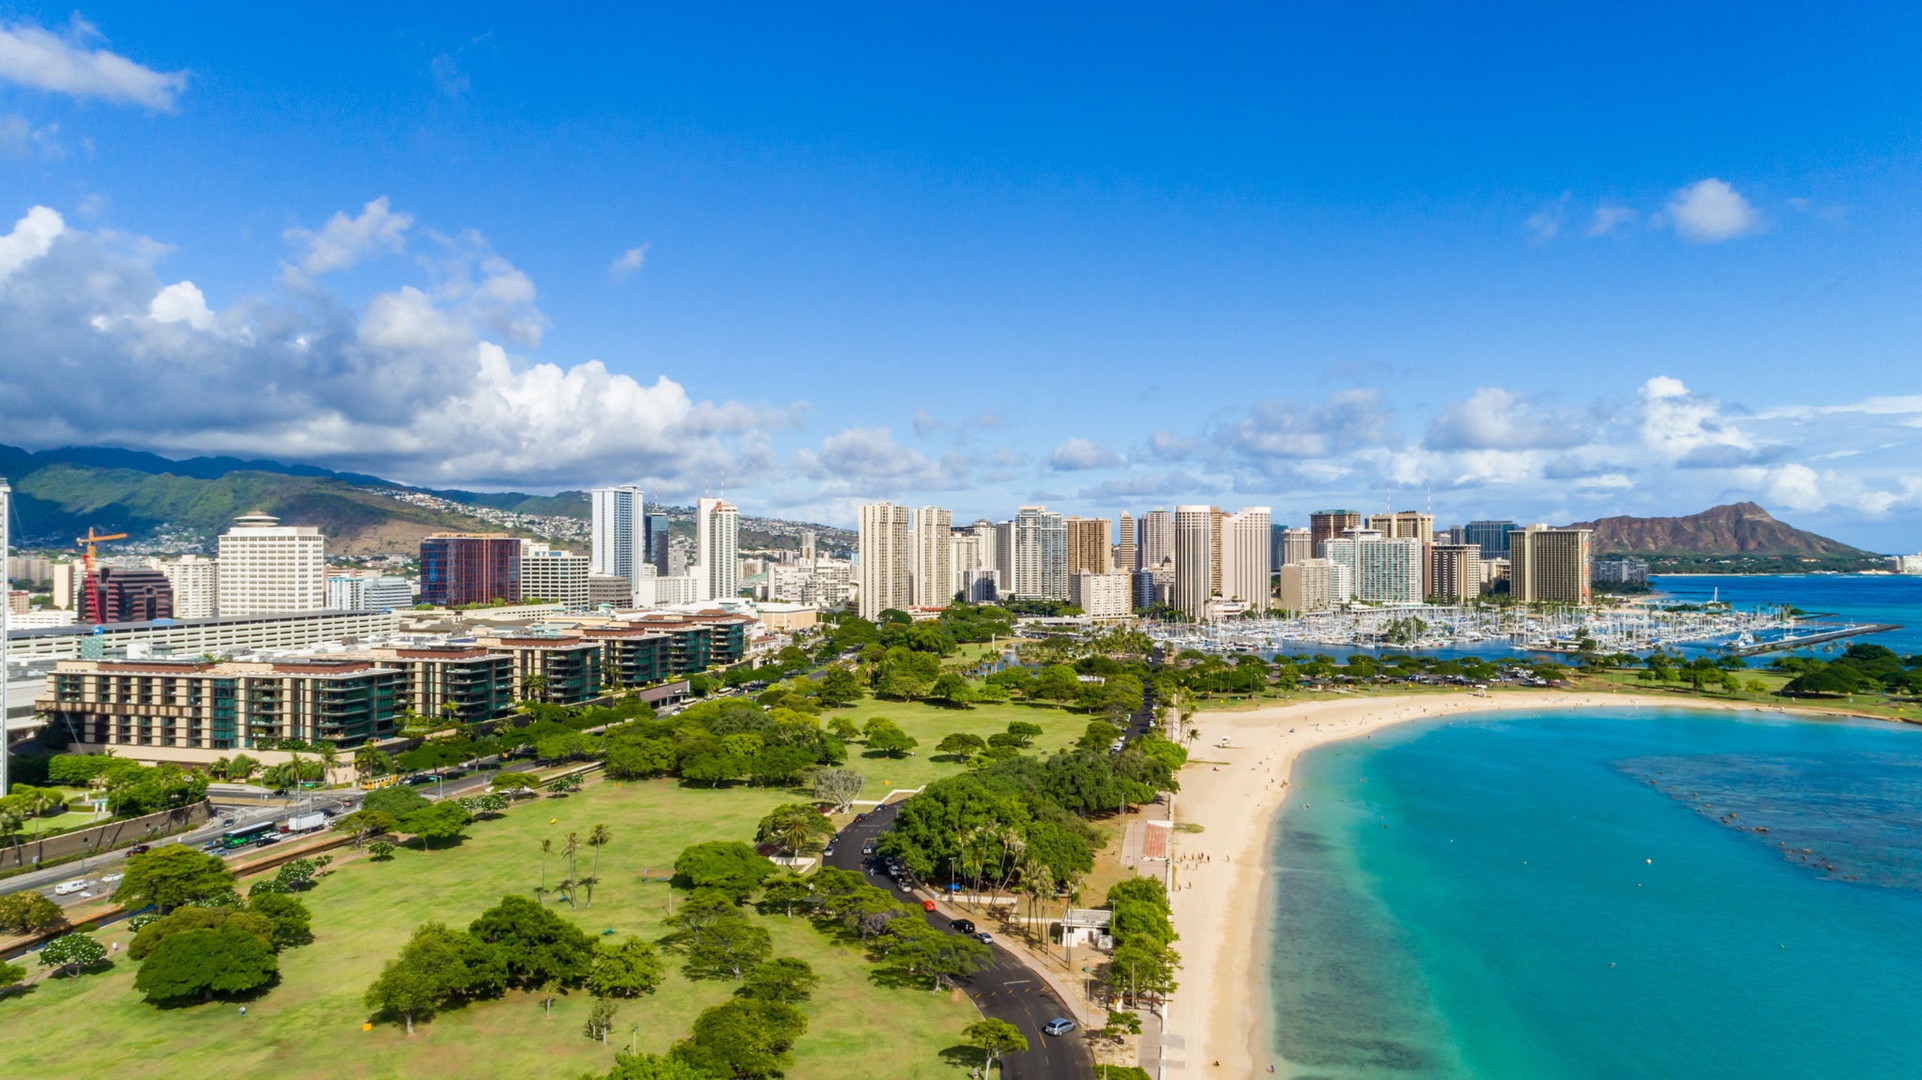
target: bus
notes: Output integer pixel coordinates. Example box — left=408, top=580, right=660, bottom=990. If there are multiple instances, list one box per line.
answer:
left=220, top=821, right=278, bottom=849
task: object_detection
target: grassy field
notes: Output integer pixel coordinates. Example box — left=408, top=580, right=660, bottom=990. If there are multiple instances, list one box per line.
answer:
left=830, top=698, right=1090, bottom=792
left=3, top=776, right=978, bottom=1080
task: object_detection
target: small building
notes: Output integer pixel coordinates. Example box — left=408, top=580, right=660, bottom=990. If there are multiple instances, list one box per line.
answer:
left=1060, top=907, right=1114, bottom=951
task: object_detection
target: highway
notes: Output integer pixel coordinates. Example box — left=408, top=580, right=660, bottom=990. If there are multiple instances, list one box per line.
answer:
left=827, top=801, right=1095, bottom=1080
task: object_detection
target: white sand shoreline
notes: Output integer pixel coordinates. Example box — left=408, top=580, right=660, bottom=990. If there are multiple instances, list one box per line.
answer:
left=1157, top=690, right=1884, bottom=1077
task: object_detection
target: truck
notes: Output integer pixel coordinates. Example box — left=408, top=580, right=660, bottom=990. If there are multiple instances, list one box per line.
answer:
left=280, top=811, right=330, bottom=835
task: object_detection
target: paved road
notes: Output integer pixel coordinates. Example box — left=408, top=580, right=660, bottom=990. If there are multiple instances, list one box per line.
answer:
left=828, top=802, right=1095, bottom=1080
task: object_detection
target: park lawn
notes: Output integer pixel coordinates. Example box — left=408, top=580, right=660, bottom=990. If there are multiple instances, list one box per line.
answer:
left=830, top=697, right=1091, bottom=793
left=2, top=775, right=976, bottom=1080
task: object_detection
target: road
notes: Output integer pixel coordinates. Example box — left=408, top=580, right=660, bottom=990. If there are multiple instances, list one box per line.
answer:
left=828, top=802, right=1096, bottom=1080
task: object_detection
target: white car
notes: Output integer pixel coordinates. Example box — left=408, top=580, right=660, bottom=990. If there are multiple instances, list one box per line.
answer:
left=52, top=879, right=89, bottom=896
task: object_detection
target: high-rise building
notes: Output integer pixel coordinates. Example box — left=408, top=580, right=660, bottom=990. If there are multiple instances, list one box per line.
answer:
left=1322, top=529, right=1423, bottom=605
left=1509, top=525, right=1592, bottom=604
left=1464, top=520, right=1519, bottom=559
left=1367, top=511, right=1435, bottom=540
left=1277, top=527, right=1313, bottom=567
left=645, top=513, right=671, bottom=574
left=519, top=541, right=591, bottom=612
left=217, top=513, right=326, bottom=616
left=857, top=502, right=913, bottom=619
left=1070, top=571, right=1133, bottom=620
left=949, top=531, right=981, bottom=598
left=992, top=521, right=1015, bottom=593
left=1279, top=558, right=1354, bottom=613
left=1137, top=509, right=1174, bottom=571
left=1220, top=508, right=1274, bottom=611
left=694, top=497, right=740, bottom=601
left=912, top=506, right=954, bottom=607
left=590, top=485, right=647, bottom=594
left=1065, top=517, right=1112, bottom=575
left=81, top=567, right=174, bottom=623
left=1011, top=506, right=1069, bottom=600
left=151, top=555, right=219, bottom=618
left=1209, top=508, right=1225, bottom=595
left=1309, top=510, right=1363, bottom=555
left=1116, top=513, right=1137, bottom=572
left=1428, top=544, right=1483, bottom=602
left=419, top=534, right=521, bottom=607
left=1172, top=506, right=1215, bottom=617
left=1591, top=556, right=1649, bottom=586
left=325, top=572, right=414, bottom=612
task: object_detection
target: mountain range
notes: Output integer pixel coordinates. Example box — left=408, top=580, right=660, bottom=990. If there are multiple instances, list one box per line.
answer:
left=1564, top=502, right=1882, bottom=572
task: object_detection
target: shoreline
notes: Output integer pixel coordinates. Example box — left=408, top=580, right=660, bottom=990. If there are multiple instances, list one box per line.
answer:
left=1158, top=689, right=1886, bottom=1077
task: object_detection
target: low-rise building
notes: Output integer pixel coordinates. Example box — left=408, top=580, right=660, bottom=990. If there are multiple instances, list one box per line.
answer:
left=471, top=635, right=605, bottom=704
left=1069, top=570, right=1133, bottom=621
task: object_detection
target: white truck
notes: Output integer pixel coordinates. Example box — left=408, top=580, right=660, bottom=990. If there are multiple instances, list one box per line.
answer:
left=280, top=811, right=329, bottom=835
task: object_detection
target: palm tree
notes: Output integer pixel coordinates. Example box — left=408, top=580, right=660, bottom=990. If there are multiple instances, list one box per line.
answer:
left=521, top=672, right=550, bottom=706
left=317, top=743, right=341, bottom=786
left=538, top=838, right=554, bottom=897
left=564, top=832, right=582, bottom=880
left=584, top=825, right=611, bottom=908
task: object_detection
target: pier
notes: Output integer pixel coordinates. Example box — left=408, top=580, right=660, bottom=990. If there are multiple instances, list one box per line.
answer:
left=1726, top=623, right=1901, bottom=657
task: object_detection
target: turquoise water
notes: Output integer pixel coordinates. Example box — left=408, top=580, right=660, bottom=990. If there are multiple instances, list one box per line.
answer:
left=1264, top=708, right=1922, bottom=1079
left=1653, top=573, right=1922, bottom=656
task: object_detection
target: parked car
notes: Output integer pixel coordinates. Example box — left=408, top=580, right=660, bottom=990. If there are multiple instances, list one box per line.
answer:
left=1043, top=1018, right=1076, bottom=1036
left=974, top=932, right=993, bottom=944
left=126, top=844, right=151, bottom=855
left=949, top=919, right=976, bottom=934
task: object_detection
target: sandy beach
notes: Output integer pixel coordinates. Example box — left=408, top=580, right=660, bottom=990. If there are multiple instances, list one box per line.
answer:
left=1158, top=689, right=1827, bottom=1076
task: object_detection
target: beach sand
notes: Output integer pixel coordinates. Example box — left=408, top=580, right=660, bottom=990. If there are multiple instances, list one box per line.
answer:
left=1159, top=690, right=1801, bottom=1076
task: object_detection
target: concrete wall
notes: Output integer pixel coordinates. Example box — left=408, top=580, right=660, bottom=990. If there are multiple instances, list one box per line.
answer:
left=0, top=799, right=211, bottom=872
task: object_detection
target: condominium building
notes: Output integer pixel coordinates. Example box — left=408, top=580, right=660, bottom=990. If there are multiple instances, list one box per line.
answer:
left=1219, top=507, right=1273, bottom=612
left=912, top=506, right=954, bottom=607
left=470, top=634, right=606, bottom=704
left=1137, top=509, right=1174, bottom=571
left=1172, top=506, right=1215, bottom=617
left=1309, top=510, right=1363, bottom=555
left=1279, top=558, right=1355, bottom=614
left=590, top=485, right=648, bottom=593
left=1011, top=506, right=1069, bottom=601
left=1209, top=508, right=1225, bottom=596
left=519, top=542, right=590, bottom=612
left=1428, top=544, right=1483, bottom=602
left=770, top=557, right=854, bottom=611
left=694, top=497, right=740, bottom=602
left=1116, top=512, right=1137, bottom=573
left=1322, top=529, right=1423, bottom=605
left=324, top=572, right=414, bottom=612
left=217, top=513, right=326, bottom=616
left=646, top=513, right=671, bottom=574
left=857, top=503, right=913, bottom=619
left=1277, top=527, right=1314, bottom=567
left=1367, top=511, right=1435, bottom=541
left=419, top=534, right=521, bottom=607
left=39, top=657, right=406, bottom=755
left=1070, top=571, right=1133, bottom=621
left=1592, top=556, right=1650, bottom=586
left=1509, top=525, right=1593, bottom=604
left=588, top=573, right=635, bottom=609
left=352, top=646, right=516, bottom=726
left=81, top=567, right=174, bottom=624
left=636, top=573, right=702, bottom=607
left=151, top=555, right=219, bottom=619
left=1464, top=520, right=1519, bottom=559
left=1065, top=517, right=1112, bottom=575
left=949, top=531, right=982, bottom=598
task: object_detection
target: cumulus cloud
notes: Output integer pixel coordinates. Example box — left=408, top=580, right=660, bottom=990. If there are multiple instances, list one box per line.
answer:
left=0, top=17, right=186, bottom=109
left=1665, top=179, right=1762, bottom=243
left=791, top=427, right=970, bottom=495
left=1222, top=389, right=1394, bottom=463
left=1050, top=438, right=1123, bottom=471
left=0, top=203, right=794, bottom=490
left=282, top=197, right=414, bottom=284
left=1146, top=429, right=1196, bottom=460
left=609, top=244, right=648, bottom=282
left=1637, top=375, right=1753, bottom=460
left=1425, top=387, right=1590, bottom=451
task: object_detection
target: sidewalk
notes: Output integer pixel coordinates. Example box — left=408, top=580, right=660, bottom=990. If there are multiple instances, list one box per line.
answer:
left=924, top=891, right=1104, bottom=1029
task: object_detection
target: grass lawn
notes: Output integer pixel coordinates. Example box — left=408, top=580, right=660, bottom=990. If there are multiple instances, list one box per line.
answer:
left=2, top=776, right=977, bottom=1080
left=829, top=697, right=1091, bottom=793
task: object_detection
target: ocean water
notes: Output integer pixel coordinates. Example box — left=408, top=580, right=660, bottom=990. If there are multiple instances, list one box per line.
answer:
left=1263, top=708, right=1922, bottom=1079
left=1652, top=573, right=1922, bottom=656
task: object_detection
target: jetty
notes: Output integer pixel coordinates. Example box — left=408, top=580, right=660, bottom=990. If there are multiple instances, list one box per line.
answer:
left=1726, top=623, right=1901, bottom=657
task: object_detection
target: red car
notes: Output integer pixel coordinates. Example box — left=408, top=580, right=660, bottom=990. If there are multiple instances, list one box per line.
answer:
left=920, top=899, right=937, bottom=912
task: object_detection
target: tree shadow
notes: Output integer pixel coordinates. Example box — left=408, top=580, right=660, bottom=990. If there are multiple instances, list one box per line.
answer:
left=147, top=972, right=283, bottom=1010
left=937, top=1044, right=986, bottom=1072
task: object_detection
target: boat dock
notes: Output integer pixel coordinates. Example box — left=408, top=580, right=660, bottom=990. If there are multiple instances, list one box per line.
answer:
left=1727, top=623, right=1902, bottom=657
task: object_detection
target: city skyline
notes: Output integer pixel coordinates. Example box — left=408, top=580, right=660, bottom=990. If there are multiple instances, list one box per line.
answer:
left=1, top=9, right=1921, bottom=549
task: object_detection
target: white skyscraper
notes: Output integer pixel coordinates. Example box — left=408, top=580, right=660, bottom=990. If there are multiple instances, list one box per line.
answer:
left=912, top=506, right=953, bottom=607
left=1323, top=530, right=1424, bottom=605
left=1138, top=509, right=1175, bottom=572
left=216, top=513, right=326, bottom=616
left=1220, top=507, right=1273, bottom=612
left=858, top=502, right=913, bottom=619
left=590, top=485, right=647, bottom=594
left=151, top=555, right=220, bottom=618
left=1172, top=506, right=1215, bottom=617
left=519, top=541, right=591, bottom=612
left=1011, top=506, right=1069, bottom=600
left=694, top=497, right=740, bottom=602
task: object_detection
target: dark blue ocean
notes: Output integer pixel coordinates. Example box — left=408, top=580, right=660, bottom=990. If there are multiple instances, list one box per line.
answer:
left=1652, top=573, right=1922, bottom=656
left=1265, top=707, right=1922, bottom=1079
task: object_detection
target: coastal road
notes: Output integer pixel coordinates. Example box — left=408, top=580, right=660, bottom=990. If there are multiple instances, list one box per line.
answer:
left=828, top=802, right=1096, bottom=1080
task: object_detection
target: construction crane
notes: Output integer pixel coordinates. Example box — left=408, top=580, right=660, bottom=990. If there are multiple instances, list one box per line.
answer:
left=76, top=528, right=128, bottom=623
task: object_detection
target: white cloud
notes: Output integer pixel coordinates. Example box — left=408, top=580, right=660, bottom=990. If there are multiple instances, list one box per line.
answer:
left=1425, top=387, right=1589, bottom=451
left=1665, top=179, right=1761, bottom=243
left=0, top=18, right=186, bottom=109
left=1050, top=438, right=1123, bottom=471
left=1525, top=192, right=1570, bottom=243
left=609, top=244, right=648, bottom=283
left=792, top=427, right=970, bottom=495
left=1588, top=205, right=1637, bottom=237
left=0, top=203, right=792, bottom=490
left=1638, top=375, right=1753, bottom=460
left=282, top=197, right=413, bottom=284
left=429, top=53, right=469, bottom=99
left=0, top=113, right=63, bottom=159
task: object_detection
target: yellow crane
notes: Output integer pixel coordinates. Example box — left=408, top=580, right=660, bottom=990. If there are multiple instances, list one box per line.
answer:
left=75, top=528, right=128, bottom=622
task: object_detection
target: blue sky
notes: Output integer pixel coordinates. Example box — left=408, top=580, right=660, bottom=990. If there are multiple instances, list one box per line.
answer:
left=1, top=5, right=1921, bottom=549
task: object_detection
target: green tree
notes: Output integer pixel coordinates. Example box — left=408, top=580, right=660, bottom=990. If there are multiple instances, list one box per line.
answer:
left=365, top=922, right=499, bottom=1035
left=1004, top=720, right=1043, bottom=746
left=468, top=895, right=596, bottom=991
left=675, top=912, right=772, bottom=981
left=362, top=785, right=431, bottom=818
left=0, top=892, right=67, bottom=935
left=737, top=956, right=819, bottom=1004
left=810, top=766, right=865, bottom=812
left=133, top=923, right=279, bottom=1004
left=1105, top=939, right=1181, bottom=1005
left=248, top=892, right=314, bottom=949
left=334, top=808, right=399, bottom=847
left=354, top=745, right=395, bottom=780
left=935, top=732, right=988, bottom=760
left=584, top=995, right=620, bottom=1043
left=402, top=801, right=473, bottom=849
left=129, top=906, right=272, bottom=960
left=872, top=918, right=991, bottom=989
left=758, top=872, right=815, bottom=918
left=586, top=937, right=664, bottom=999
left=603, top=1053, right=711, bottom=1080
left=671, top=998, right=808, bottom=1080
left=754, top=803, right=834, bottom=859
left=0, top=960, right=25, bottom=997
left=38, top=933, right=106, bottom=978
left=825, top=716, right=861, bottom=742
left=369, top=840, right=398, bottom=861
left=863, top=718, right=918, bottom=758
left=113, top=845, right=236, bottom=913
left=963, top=1017, right=1029, bottom=1071
left=816, top=665, right=864, bottom=707
left=673, top=841, right=774, bottom=901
